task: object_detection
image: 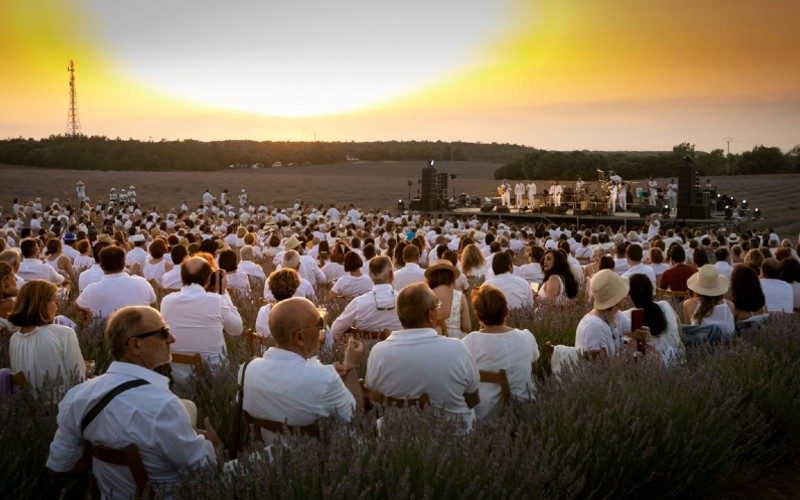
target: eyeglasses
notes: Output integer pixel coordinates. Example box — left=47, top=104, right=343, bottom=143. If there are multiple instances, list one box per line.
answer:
left=128, top=326, right=170, bottom=342
left=372, top=290, right=396, bottom=311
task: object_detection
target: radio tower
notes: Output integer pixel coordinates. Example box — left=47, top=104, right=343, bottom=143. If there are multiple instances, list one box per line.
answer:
left=67, top=60, right=81, bottom=136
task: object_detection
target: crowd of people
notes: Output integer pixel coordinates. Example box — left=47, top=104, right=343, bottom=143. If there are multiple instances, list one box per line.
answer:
left=0, top=188, right=798, bottom=497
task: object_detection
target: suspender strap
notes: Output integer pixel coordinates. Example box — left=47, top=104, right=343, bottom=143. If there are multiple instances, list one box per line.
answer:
left=81, top=379, right=150, bottom=434
left=230, top=357, right=257, bottom=459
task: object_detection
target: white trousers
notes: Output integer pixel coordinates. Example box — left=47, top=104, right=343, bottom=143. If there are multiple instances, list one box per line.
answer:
left=649, top=189, right=657, bottom=206
left=554, top=194, right=562, bottom=207
left=515, top=194, right=523, bottom=207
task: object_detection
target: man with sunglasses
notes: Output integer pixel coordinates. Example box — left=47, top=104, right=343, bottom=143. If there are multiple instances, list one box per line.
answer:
left=365, top=282, right=481, bottom=430
left=241, top=297, right=365, bottom=444
left=331, top=256, right=402, bottom=341
left=47, top=306, right=223, bottom=498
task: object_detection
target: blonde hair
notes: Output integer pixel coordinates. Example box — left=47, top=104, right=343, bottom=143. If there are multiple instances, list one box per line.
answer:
left=460, top=244, right=485, bottom=275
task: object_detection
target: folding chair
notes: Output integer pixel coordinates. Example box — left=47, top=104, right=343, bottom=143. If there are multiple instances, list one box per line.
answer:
left=246, top=329, right=273, bottom=356
left=245, top=411, right=320, bottom=441
left=170, top=352, right=206, bottom=376
left=359, top=379, right=430, bottom=412
left=479, top=369, right=511, bottom=411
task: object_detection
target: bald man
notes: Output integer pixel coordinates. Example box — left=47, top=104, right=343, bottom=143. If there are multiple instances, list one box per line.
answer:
left=240, top=297, right=364, bottom=443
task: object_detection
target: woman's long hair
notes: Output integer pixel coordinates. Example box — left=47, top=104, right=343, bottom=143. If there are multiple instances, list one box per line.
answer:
left=543, top=250, right=578, bottom=299
left=693, top=294, right=722, bottom=323
left=730, top=264, right=765, bottom=312
left=627, top=274, right=667, bottom=336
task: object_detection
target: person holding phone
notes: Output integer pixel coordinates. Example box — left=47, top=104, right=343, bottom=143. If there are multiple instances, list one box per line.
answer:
left=622, top=274, right=683, bottom=366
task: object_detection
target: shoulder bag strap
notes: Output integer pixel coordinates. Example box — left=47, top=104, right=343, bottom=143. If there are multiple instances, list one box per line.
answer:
left=80, top=379, right=149, bottom=435
left=229, top=357, right=257, bottom=459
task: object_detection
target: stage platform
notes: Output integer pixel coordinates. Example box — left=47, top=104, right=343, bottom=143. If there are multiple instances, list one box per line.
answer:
left=418, top=207, right=738, bottom=231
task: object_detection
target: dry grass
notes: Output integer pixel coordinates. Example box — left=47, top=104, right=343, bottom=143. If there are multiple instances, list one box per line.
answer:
left=1, top=162, right=797, bottom=237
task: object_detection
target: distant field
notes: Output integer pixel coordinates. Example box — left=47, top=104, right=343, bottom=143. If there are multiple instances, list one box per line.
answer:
left=1, top=162, right=797, bottom=238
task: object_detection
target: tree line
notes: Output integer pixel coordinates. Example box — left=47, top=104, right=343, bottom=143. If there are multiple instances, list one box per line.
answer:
left=0, top=135, right=530, bottom=171
left=494, top=142, right=800, bottom=180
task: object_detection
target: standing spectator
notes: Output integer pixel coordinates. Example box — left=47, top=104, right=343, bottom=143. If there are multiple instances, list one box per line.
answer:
left=462, top=284, right=539, bottom=422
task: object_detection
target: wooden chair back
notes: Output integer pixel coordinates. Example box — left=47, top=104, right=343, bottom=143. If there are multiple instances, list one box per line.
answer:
left=479, top=369, right=511, bottom=408
left=170, top=352, right=206, bottom=376
left=359, top=379, right=430, bottom=410
left=657, top=288, right=689, bottom=301
left=344, top=328, right=391, bottom=341
left=10, top=371, right=28, bottom=389
left=245, top=411, right=319, bottom=440
left=246, top=329, right=273, bottom=356
left=88, top=443, right=150, bottom=499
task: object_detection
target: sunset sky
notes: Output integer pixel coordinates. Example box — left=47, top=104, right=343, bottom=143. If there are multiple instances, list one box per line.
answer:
left=1, top=0, right=798, bottom=152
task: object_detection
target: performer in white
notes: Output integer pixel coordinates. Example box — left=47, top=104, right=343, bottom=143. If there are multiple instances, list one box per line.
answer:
left=553, top=181, right=563, bottom=208
left=239, top=188, right=248, bottom=207
left=127, top=186, right=137, bottom=203
left=220, top=189, right=228, bottom=206
left=109, top=188, right=117, bottom=203
left=575, top=176, right=585, bottom=194
left=648, top=177, right=658, bottom=206
left=618, top=182, right=628, bottom=211
left=526, top=181, right=537, bottom=206
left=498, top=180, right=511, bottom=207
left=76, top=181, right=86, bottom=201
left=667, top=179, right=678, bottom=210
left=202, top=189, right=214, bottom=206
left=514, top=182, right=526, bottom=208
left=608, top=181, right=618, bottom=213
left=609, top=171, right=622, bottom=183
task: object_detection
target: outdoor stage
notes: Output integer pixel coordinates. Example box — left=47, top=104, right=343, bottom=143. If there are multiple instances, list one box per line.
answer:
left=417, top=206, right=743, bottom=232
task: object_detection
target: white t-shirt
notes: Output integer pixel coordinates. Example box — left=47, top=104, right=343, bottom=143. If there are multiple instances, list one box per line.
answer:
left=10, top=324, right=86, bottom=393
left=461, top=329, right=539, bottom=421
left=575, top=312, right=631, bottom=357
left=76, top=272, right=156, bottom=318
left=760, top=278, right=794, bottom=313
left=331, top=273, right=374, bottom=298
left=484, top=272, right=534, bottom=309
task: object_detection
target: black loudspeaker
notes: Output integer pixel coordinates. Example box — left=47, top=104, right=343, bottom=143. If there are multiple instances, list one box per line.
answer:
left=690, top=205, right=711, bottom=219
left=420, top=166, right=438, bottom=211
left=480, top=204, right=494, bottom=213
left=409, top=198, right=422, bottom=211
left=496, top=206, right=510, bottom=213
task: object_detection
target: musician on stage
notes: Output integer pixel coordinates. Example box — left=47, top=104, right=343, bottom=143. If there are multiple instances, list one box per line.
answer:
left=667, top=179, right=678, bottom=210
left=618, top=181, right=628, bottom=211
left=552, top=181, right=563, bottom=207
left=609, top=170, right=622, bottom=183
left=575, top=176, right=585, bottom=194
left=648, top=176, right=658, bottom=206
left=514, top=182, right=526, bottom=208
left=608, top=181, right=619, bottom=213
left=526, top=181, right=537, bottom=207
left=498, top=180, right=512, bottom=207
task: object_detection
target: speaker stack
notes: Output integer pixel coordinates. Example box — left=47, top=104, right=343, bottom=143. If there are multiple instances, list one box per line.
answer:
left=677, top=159, right=707, bottom=219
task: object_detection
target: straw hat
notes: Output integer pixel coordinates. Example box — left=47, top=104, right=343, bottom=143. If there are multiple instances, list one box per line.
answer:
left=687, top=265, right=729, bottom=297
left=283, top=235, right=301, bottom=250
left=424, top=259, right=461, bottom=280
left=96, top=234, right=115, bottom=245
left=590, top=269, right=630, bottom=310
left=727, top=233, right=739, bottom=243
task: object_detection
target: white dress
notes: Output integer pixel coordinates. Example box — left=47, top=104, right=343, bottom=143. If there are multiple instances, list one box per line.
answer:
left=622, top=302, right=682, bottom=366
left=443, top=290, right=465, bottom=339
left=10, top=324, right=86, bottom=394
left=331, top=273, right=373, bottom=298
left=691, top=302, right=735, bottom=336
left=320, top=262, right=345, bottom=283
left=461, top=328, right=539, bottom=421
left=226, top=270, right=252, bottom=297
left=143, top=259, right=169, bottom=284
left=537, top=275, right=572, bottom=306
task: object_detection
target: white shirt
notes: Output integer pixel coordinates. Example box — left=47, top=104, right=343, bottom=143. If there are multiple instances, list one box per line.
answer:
left=77, top=272, right=156, bottom=318
left=78, top=264, right=104, bottom=293
left=160, top=265, right=183, bottom=289
left=366, top=327, right=480, bottom=428
left=484, top=272, right=534, bottom=309
left=240, top=348, right=355, bottom=443
left=714, top=261, right=733, bottom=279
left=621, top=262, right=657, bottom=289
left=575, top=312, right=631, bottom=357
left=238, top=260, right=266, bottom=281
left=46, top=362, right=216, bottom=499
left=254, top=303, right=275, bottom=338
left=298, top=255, right=326, bottom=287
left=392, top=263, right=426, bottom=291
left=622, top=302, right=682, bottom=366
left=320, top=262, right=345, bottom=283
left=331, top=273, right=374, bottom=298
left=125, top=247, right=148, bottom=270
left=225, top=271, right=251, bottom=296
left=18, top=257, right=65, bottom=284
left=10, top=324, right=86, bottom=394
left=461, top=329, right=539, bottom=421
left=330, top=284, right=402, bottom=339
left=760, top=278, right=794, bottom=313
left=161, top=284, right=243, bottom=361
left=73, top=254, right=94, bottom=273
left=264, top=276, right=317, bottom=303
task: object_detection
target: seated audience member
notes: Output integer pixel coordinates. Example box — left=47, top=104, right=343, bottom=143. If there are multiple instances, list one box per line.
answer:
left=161, top=257, right=243, bottom=373
left=622, top=274, right=682, bottom=366
left=659, top=245, right=696, bottom=292
left=425, top=259, right=471, bottom=339
left=692, top=247, right=709, bottom=268
left=392, top=244, right=426, bottom=291
left=0, top=248, right=24, bottom=289
left=365, top=282, right=480, bottom=428
left=683, top=265, right=735, bottom=336
left=647, top=248, right=669, bottom=286
left=143, top=239, right=172, bottom=285
left=574, top=237, right=593, bottom=263
left=1, top=261, right=18, bottom=319
left=18, top=238, right=65, bottom=285
left=218, top=249, right=251, bottom=297
left=759, top=258, right=794, bottom=313
left=45, top=238, right=77, bottom=284
left=714, top=247, right=733, bottom=279
left=743, top=249, right=764, bottom=273
left=237, top=245, right=266, bottom=283
left=9, top=280, right=85, bottom=393
left=47, top=306, right=222, bottom=498
left=621, top=244, right=656, bottom=289
left=264, top=250, right=316, bottom=303
left=576, top=270, right=643, bottom=358
left=585, top=256, right=615, bottom=305
left=72, top=239, right=94, bottom=273
left=729, top=264, right=766, bottom=321
left=76, top=246, right=157, bottom=318
left=780, top=258, right=800, bottom=311
left=462, top=284, right=539, bottom=421
left=460, top=243, right=488, bottom=280
left=241, top=298, right=364, bottom=444
left=535, top=250, right=578, bottom=307
left=320, top=242, right=347, bottom=283
left=328, top=251, right=373, bottom=300
left=519, top=245, right=545, bottom=284
left=613, top=242, right=629, bottom=275
left=78, top=240, right=110, bottom=293
left=160, top=243, right=188, bottom=290
left=484, top=251, right=534, bottom=309
left=331, top=256, right=402, bottom=340
left=255, top=268, right=301, bottom=339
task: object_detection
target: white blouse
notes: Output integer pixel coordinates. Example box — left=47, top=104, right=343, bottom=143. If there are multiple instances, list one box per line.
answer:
left=10, top=324, right=86, bottom=394
left=320, top=262, right=345, bottom=283
left=331, top=273, right=373, bottom=298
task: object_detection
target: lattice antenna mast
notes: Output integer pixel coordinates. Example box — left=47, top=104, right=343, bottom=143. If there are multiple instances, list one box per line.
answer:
left=67, top=60, right=81, bottom=136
